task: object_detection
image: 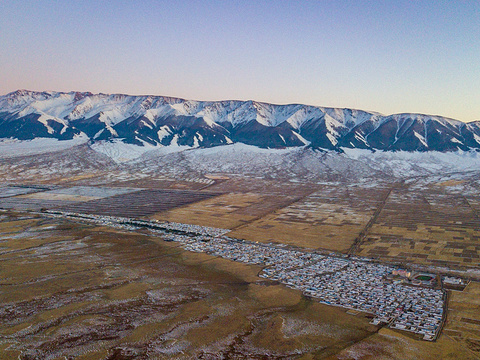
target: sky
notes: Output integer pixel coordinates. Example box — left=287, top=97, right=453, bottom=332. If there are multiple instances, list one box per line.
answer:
left=1, top=0, right=479, bottom=122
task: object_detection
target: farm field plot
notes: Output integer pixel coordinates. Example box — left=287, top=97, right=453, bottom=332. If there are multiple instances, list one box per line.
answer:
left=207, top=177, right=320, bottom=196
left=17, top=192, right=98, bottom=202
left=16, top=186, right=139, bottom=202
left=229, top=186, right=389, bottom=252
left=356, top=189, right=480, bottom=268
left=0, top=186, right=50, bottom=198
left=442, top=281, right=480, bottom=354
left=0, top=197, right=78, bottom=211
left=467, top=197, right=480, bottom=217
left=62, top=169, right=216, bottom=190
left=98, top=177, right=215, bottom=190
left=151, top=192, right=299, bottom=229
left=56, top=189, right=223, bottom=218
left=0, top=186, right=142, bottom=212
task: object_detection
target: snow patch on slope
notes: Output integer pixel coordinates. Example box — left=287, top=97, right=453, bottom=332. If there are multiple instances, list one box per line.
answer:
left=326, top=133, right=338, bottom=146
left=90, top=139, right=158, bottom=163
left=0, top=135, right=88, bottom=159
left=474, top=133, right=480, bottom=144
left=292, top=131, right=311, bottom=145
left=157, top=126, right=172, bottom=141
left=90, top=137, right=197, bottom=163
left=190, top=142, right=299, bottom=156
left=342, top=148, right=480, bottom=177
left=413, top=131, right=428, bottom=147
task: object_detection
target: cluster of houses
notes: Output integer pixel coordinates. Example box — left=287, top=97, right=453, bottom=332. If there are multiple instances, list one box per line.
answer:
left=150, top=231, right=445, bottom=340
left=270, top=260, right=444, bottom=341
left=42, top=210, right=445, bottom=341
left=43, top=210, right=229, bottom=237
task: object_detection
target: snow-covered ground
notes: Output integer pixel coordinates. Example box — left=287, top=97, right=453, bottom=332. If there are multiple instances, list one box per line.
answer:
left=90, top=139, right=158, bottom=163
left=1, top=138, right=479, bottom=182
left=90, top=139, right=198, bottom=163
left=0, top=135, right=88, bottom=159
left=342, top=148, right=480, bottom=177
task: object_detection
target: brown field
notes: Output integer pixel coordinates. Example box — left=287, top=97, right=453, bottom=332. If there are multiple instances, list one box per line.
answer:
left=2, top=171, right=107, bottom=187
left=151, top=192, right=299, bottom=229
left=207, top=177, right=320, bottom=196
left=18, top=192, right=99, bottom=202
left=442, top=282, right=480, bottom=354
left=105, top=178, right=215, bottom=190
left=327, top=326, right=476, bottom=360
left=356, top=189, right=480, bottom=268
left=435, top=180, right=466, bottom=187
left=230, top=218, right=362, bottom=252
left=229, top=186, right=388, bottom=252
left=55, top=189, right=223, bottom=218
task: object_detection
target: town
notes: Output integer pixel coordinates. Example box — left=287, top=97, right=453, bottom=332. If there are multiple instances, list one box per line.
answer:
left=43, top=210, right=446, bottom=341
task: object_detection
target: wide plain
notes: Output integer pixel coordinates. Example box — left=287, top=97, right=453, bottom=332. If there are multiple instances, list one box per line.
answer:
left=0, top=172, right=479, bottom=359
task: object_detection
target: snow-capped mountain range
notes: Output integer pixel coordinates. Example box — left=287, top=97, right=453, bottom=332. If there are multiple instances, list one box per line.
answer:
left=1, top=89, right=479, bottom=152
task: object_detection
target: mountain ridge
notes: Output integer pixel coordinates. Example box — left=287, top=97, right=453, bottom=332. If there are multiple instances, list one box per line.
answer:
left=1, top=89, right=479, bottom=152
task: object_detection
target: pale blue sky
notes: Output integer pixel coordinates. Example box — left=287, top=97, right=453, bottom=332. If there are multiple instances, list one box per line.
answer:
left=1, top=1, right=479, bottom=121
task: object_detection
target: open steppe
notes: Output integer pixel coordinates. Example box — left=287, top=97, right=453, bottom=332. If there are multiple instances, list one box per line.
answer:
left=1, top=149, right=480, bottom=359
left=0, top=211, right=379, bottom=359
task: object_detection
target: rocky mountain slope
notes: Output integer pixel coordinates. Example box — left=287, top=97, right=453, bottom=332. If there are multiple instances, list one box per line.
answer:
left=1, top=90, right=479, bottom=152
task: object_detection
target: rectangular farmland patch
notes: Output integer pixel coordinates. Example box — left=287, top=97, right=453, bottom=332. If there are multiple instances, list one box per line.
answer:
left=17, top=186, right=140, bottom=202
left=0, top=185, right=52, bottom=198
left=0, top=197, right=78, bottom=211
left=55, top=189, right=223, bottom=218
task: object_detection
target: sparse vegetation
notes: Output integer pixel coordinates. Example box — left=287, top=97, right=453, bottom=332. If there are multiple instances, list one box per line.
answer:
left=0, top=169, right=479, bottom=358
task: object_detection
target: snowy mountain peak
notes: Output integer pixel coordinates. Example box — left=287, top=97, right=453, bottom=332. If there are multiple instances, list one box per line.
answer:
left=0, top=90, right=479, bottom=152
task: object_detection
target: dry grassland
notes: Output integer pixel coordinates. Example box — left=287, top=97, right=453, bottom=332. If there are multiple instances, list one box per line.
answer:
left=327, top=326, right=476, bottom=360
left=0, top=211, right=377, bottom=359
left=442, top=282, right=480, bottom=355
